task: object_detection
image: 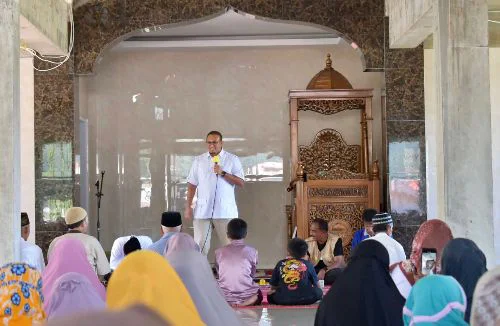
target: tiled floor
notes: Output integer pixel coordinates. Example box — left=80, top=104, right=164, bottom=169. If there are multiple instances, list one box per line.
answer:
left=236, top=307, right=317, bottom=326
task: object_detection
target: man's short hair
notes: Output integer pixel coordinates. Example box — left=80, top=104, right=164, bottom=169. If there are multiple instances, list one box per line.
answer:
left=123, top=236, right=141, bottom=255
left=362, top=209, right=377, bottom=222
left=288, top=238, right=308, bottom=259
left=311, top=218, right=329, bottom=232
left=206, top=130, right=223, bottom=141
left=227, top=218, right=247, bottom=240
left=373, top=223, right=390, bottom=233
left=67, top=219, right=86, bottom=230
left=21, top=212, right=30, bottom=227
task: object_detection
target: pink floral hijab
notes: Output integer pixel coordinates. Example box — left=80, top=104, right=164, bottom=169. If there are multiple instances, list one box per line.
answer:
left=409, top=220, right=453, bottom=275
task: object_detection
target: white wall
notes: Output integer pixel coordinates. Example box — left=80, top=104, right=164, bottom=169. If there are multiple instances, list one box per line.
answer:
left=490, top=48, right=500, bottom=266
left=82, top=42, right=384, bottom=267
left=20, top=57, right=36, bottom=243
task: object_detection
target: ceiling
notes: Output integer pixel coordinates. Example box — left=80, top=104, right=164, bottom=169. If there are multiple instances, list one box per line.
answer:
left=116, top=8, right=341, bottom=50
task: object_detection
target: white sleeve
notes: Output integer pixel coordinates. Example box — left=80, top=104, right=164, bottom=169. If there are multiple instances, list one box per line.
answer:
left=398, top=243, right=407, bottom=262
left=138, top=236, right=153, bottom=249
left=36, top=247, right=45, bottom=272
left=187, top=157, right=199, bottom=186
left=231, top=156, right=245, bottom=180
left=110, top=238, right=124, bottom=270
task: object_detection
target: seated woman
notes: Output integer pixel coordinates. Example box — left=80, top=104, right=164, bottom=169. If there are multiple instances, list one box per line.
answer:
left=108, top=250, right=204, bottom=326
left=403, top=275, right=468, bottom=325
left=169, top=250, right=244, bottom=326
left=409, top=219, right=453, bottom=278
left=390, top=219, right=454, bottom=299
left=268, top=238, right=323, bottom=306
left=163, top=232, right=200, bottom=257
left=45, top=272, right=105, bottom=320
left=441, top=238, right=487, bottom=323
left=0, top=263, right=45, bottom=324
left=42, top=237, right=106, bottom=311
left=315, top=240, right=405, bottom=326
left=471, top=266, right=500, bottom=326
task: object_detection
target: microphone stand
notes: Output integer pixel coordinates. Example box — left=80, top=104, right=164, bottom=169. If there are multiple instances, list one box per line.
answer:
left=201, top=162, right=218, bottom=254
left=95, top=171, right=105, bottom=241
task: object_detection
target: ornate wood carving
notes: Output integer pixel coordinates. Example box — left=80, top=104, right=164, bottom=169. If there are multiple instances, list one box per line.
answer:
left=309, top=203, right=366, bottom=258
left=299, top=129, right=362, bottom=179
left=308, top=186, right=368, bottom=198
left=297, top=99, right=364, bottom=115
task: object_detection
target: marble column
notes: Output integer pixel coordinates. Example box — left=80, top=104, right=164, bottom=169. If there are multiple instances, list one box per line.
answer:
left=20, top=57, right=36, bottom=243
left=0, top=0, right=21, bottom=264
left=434, top=0, right=495, bottom=264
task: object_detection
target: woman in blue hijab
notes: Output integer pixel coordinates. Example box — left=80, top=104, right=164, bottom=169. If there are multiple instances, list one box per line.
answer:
left=403, top=275, right=467, bottom=325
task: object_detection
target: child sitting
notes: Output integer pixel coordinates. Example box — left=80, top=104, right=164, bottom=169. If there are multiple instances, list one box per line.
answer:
left=268, top=238, right=323, bottom=305
left=215, top=218, right=262, bottom=306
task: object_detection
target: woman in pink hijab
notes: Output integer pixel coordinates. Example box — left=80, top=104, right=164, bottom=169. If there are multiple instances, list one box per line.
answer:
left=410, top=219, right=453, bottom=278
left=163, top=233, right=200, bottom=258
left=390, top=219, right=453, bottom=299
left=42, top=237, right=106, bottom=310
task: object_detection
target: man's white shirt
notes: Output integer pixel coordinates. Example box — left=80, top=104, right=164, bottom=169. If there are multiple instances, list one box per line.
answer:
left=366, top=232, right=406, bottom=266
left=20, top=238, right=45, bottom=272
left=187, top=149, right=244, bottom=219
left=110, top=235, right=153, bottom=269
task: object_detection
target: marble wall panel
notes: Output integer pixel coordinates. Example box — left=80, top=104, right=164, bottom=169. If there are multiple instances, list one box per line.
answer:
left=385, top=68, right=425, bottom=121
left=74, top=0, right=386, bottom=73
left=34, top=60, right=75, bottom=254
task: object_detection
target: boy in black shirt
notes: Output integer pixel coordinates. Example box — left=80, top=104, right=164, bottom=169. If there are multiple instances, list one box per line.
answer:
left=267, top=238, right=323, bottom=305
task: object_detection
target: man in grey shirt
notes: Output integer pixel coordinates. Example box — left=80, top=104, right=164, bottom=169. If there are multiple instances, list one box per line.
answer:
left=148, top=211, right=182, bottom=255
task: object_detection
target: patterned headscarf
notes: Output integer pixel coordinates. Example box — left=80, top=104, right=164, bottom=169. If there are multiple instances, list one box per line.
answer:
left=0, top=263, right=46, bottom=325
left=409, top=220, right=453, bottom=275
left=471, top=266, right=500, bottom=326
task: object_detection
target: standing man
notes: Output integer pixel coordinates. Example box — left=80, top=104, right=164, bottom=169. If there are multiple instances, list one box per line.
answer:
left=184, top=131, right=245, bottom=255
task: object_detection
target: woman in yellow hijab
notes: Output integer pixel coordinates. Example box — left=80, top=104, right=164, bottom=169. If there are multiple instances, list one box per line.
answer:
left=107, top=250, right=204, bottom=326
left=0, top=263, right=46, bottom=325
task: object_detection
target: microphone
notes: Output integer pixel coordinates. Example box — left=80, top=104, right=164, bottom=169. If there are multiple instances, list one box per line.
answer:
left=212, top=155, right=220, bottom=164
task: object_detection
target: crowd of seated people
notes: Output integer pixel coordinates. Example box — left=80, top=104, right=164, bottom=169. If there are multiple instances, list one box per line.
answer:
left=2, top=206, right=499, bottom=325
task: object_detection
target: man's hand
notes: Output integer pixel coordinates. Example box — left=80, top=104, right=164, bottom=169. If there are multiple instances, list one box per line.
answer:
left=184, top=206, right=193, bottom=221
left=317, top=269, right=326, bottom=280
left=213, top=164, right=223, bottom=175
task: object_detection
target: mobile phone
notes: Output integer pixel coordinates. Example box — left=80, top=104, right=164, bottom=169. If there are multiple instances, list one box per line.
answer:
left=421, top=248, right=437, bottom=275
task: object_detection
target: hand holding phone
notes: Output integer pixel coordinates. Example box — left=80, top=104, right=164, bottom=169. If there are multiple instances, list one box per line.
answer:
left=421, top=248, right=437, bottom=275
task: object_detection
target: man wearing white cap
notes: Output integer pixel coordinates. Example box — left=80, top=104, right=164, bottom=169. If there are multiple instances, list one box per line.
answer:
left=365, top=212, right=406, bottom=266
left=47, top=207, right=111, bottom=276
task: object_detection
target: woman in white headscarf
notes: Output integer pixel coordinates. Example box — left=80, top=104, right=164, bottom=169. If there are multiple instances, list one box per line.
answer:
left=167, top=250, right=244, bottom=326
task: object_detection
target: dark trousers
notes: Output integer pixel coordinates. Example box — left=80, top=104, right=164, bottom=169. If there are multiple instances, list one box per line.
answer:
left=267, top=287, right=323, bottom=305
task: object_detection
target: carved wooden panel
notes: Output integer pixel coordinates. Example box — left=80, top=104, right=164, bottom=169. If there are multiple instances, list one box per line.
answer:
left=308, top=186, right=368, bottom=198
left=297, top=99, right=364, bottom=115
left=309, top=203, right=366, bottom=258
left=299, top=129, right=362, bottom=179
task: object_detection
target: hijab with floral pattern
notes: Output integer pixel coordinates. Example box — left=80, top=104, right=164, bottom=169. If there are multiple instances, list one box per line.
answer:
left=0, top=263, right=46, bottom=325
